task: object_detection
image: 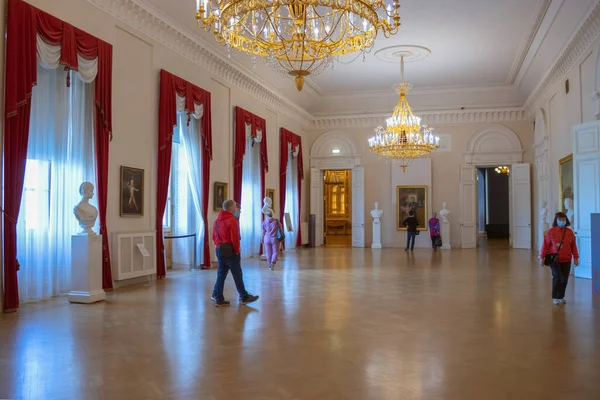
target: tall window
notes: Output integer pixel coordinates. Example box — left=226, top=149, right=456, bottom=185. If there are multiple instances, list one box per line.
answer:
left=16, top=65, right=96, bottom=302
left=165, top=111, right=205, bottom=268
left=284, top=144, right=300, bottom=248
left=240, top=132, right=263, bottom=258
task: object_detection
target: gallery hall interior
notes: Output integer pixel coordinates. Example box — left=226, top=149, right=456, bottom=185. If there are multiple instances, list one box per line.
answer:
left=1, top=0, right=600, bottom=399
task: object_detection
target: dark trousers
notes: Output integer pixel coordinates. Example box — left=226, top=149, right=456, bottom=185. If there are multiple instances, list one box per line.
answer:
left=212, top=249, right=247, bottom=301
left=551, top=262, right=571, bottom=299
left=406, top=232, right=416, bottom=250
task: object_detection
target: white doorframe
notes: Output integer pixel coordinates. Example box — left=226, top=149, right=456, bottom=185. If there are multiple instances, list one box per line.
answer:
left=309, top=131, right=363, bottom=247
left=460, top=125, right=526, bottom=248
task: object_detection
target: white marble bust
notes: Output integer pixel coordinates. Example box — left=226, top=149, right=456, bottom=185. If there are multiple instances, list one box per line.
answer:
left=73, top=182, right=98, bottom=235
left=439, top=202, right=451, bottom=223
left=540, top=200, right=549, bottom=226
left=564, top=197, right=574, bottom=229
left=370, top=202, right=383, bottom=218
left=261, top=197, right=273, bottom=216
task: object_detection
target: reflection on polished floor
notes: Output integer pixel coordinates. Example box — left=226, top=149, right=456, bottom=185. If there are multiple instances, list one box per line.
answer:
left=1, top=247, right=600, bottom=399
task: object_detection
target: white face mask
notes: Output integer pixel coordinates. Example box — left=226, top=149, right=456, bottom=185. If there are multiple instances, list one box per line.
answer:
left=557, top=220, right=566, bottom=228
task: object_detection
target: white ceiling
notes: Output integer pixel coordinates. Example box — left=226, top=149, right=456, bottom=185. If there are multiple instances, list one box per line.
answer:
left=140, top=0, right=598, bottom=116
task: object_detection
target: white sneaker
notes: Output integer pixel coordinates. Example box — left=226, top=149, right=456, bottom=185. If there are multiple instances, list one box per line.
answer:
left=553, top=299, right=560, bottom=305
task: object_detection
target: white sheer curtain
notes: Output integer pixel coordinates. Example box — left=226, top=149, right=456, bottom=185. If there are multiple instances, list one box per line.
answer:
left=17, top=65, right=96, bottom=302
left=240, top=126, right=262, bottom=259
left=284, top=144, right=300, bottom=249
left=171, top=110, right=204, bottom=268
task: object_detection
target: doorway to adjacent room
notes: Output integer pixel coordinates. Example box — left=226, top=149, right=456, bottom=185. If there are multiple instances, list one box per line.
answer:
left=323, top=170, right=352, bottom=247
left=477, top=167, right=510, bottom=248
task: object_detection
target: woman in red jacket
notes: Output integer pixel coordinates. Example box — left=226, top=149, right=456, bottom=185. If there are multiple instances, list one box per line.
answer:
left=540, top=212, right=579, bottom=305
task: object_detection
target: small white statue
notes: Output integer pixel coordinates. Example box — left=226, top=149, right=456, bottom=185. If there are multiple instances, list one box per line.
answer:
left=73, top=182, right=98, bottom=235
left=370, top=202, right=383, bottom=219
left=564, top=197, right=574, bottom=228
left=261, top=197, right=273, bottom=216
left=540, top=200, right=549, bottom=226
left=439, top=202, right=451, bottom=223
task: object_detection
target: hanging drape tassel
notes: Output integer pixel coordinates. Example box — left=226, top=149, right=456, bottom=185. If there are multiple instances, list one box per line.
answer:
left=187, top=112, right=191, bottom=127
left=64, top=66, right=71, bottom=87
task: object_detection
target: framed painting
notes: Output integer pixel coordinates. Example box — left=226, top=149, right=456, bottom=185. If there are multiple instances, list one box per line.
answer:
left=559, top=154, right=573, bottom=213
left=396, top=186, right=428, bottom=231
left=266, top=188, right=275, bottom=209
left=213, top=182, right=228, bottom=211
left=120, top=166, right=144, bottom=217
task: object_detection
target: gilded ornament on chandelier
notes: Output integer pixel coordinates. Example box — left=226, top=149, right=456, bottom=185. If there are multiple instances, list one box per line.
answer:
left=368, top=55, right=440, bottom=171
left=196, top=0, right=402, bottom=91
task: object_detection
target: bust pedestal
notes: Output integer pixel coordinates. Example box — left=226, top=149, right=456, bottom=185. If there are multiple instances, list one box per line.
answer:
left=441, top=221, right=451, bottom=250
left=68, top=234, right=106, bottom=304
left=372, top=217, right=382, bottom=249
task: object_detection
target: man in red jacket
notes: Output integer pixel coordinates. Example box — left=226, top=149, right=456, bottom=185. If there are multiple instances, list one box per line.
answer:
left=211, top=199, right=259, bottom=307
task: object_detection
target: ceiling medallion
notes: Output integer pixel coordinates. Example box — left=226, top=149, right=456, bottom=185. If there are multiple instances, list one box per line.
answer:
left=196, top=0, right=402, bottom=91
left=368, top=51, right=439, bottom=171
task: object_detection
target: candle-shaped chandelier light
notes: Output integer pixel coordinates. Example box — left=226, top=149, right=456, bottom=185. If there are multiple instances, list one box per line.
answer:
left=368, top=55, right=440, bottom=171
left=195, top=0, right=402, bottom=91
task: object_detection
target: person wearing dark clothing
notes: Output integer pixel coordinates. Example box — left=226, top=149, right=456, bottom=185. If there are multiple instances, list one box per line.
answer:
left=211, top=199, right=259, bottom=307
left=403, top=211, right=419, bottom=251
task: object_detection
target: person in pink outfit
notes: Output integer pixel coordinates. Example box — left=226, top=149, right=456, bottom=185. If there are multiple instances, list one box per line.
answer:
left=261, top=210, right=283, bottom=271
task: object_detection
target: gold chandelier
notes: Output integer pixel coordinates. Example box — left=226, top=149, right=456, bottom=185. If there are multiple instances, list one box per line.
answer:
left=495, top=166, right=510, bottom=175
left=196, top=0, right=401, bottom=91
left=368, top=56, right=439, bottom=171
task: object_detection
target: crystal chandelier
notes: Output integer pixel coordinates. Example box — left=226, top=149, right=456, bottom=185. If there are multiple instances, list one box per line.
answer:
left=368, top=56, right=439, bottom=171
left=495, top=166, right=510, bottom=175
left=196, top=0, right=401, bottom=91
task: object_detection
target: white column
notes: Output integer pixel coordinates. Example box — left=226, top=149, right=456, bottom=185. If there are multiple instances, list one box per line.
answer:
left=372, top=216, right=382, bottom=249
left=69, top=234, right=106, bottom=304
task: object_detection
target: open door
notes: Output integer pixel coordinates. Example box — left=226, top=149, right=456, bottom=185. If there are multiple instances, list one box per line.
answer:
left=352, top=167, right=365, bottom=247
left=573, top=121, right=600, bottom=279
left=510, top=163, right=532, bottom=249
left=310, top=168, right=324, bottom=246
left=460, top=165, right=477, bottom=248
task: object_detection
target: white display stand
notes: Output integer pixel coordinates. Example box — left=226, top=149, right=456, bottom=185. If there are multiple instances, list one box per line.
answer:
left=441, top=221, right=451, bottom=250
left=69, top=234, right=106, bottom=304
left=371, top=203, right=383, bottom=249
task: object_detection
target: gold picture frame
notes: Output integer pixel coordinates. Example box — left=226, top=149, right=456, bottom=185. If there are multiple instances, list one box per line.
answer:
left=559, top=154, right=573, bottom=214
left=213, top=182, right=228, bottom=211
left=120, top=166, right=144, bottom=217
left=266, top=188, right=275, bottom=210
left=396, top=185, right=428, bottom=231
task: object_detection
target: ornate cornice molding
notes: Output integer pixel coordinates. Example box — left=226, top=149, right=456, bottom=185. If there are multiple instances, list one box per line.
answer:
left=524, top=0, right=600, bottom=117
left=312, top=108, right=526, bottom=129
left=84, top=0, right=313, bottom=126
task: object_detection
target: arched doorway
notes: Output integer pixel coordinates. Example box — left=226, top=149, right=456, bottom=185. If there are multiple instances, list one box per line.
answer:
left=460, top=124, right=530, bottom=249
left=309, top=131, right=365, bottom=247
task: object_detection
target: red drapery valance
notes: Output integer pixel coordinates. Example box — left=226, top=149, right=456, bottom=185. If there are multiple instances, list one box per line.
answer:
left=233, top=106, right=268, bottom=204
left=3, top=0, right=114, bottom=311
left=280, top=128, right=304, bottom=247
left=156, top=69, right=213, bottom=278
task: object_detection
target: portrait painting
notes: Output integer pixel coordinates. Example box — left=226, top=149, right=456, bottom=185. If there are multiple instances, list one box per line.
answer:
left=559, top=154, right=573, bottom=213
left=397, top=186, right=428, bottom=231
left=213, top=182, right=228, bottom=211
left=120, top=166, right=144, bottom=217
left=266, top=188, right=275, bottom=210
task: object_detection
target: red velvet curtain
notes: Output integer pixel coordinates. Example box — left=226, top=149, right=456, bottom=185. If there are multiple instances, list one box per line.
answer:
left=280, top=128, right=304, bottom=248
left=3, top=0, right=114, bottom=311
left=233, top=107, right=268, bottom=204
left=156, top=69, right=213, bottom=278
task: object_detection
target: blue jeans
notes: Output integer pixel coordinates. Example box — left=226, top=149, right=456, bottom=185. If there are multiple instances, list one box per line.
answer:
left=212, top=249, right=248, bottom=301
left=406, top=232, right=416, bottom=250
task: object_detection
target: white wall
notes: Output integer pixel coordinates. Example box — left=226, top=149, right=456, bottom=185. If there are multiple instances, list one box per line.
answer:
left=308, top=121, right=534, bottom=248
left=1, top=0, right=310, bottom=273
left=532, top=36, right=600, bottom=248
